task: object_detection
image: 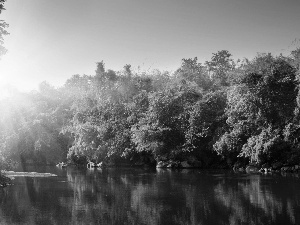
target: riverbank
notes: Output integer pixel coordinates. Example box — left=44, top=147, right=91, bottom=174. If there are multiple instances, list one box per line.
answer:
left=232, top=162, right=300, bottom=174
left=0, top=173, right=11, bottom=187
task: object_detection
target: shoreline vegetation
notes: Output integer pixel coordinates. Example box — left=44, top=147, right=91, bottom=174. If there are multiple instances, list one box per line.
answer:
left=0, top=172, right=11, bottom=187
left=1, top=49, right=300, bottom=177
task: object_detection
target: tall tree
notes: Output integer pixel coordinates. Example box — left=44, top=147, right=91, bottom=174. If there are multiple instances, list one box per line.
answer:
left=214, top=55, right=298, bottom=164
left=0, top=0, right=8, bottom=58
left=205, top=50, right=235, bottom=86
left=176, top=57, right=212, bottom=90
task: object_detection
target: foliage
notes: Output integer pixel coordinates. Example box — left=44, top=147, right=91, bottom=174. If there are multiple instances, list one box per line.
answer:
left=0, top=0, right=8, bottom=58
left=205, top=50, right=235, bottom=86
left=0, top=89, right=69, bottom=166
left=1, top=48, right=300, bottom=168
left=131, top=85, right=198, bottom=158
left=214, top=54, right=299, bottom=165
left=175, top=57, right=212, bottom=90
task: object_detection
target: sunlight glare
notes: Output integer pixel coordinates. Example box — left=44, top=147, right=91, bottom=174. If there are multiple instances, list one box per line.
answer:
left=0, top=52, right=39, bottom=92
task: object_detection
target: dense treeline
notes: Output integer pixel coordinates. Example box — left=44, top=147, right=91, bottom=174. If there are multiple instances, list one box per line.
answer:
left=1, top=49, right=300, bottom=169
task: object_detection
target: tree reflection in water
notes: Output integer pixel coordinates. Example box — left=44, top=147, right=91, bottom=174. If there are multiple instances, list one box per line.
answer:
left=0, top=167, right=300, bottom=225
left=214, top=174, right=300, bottom=225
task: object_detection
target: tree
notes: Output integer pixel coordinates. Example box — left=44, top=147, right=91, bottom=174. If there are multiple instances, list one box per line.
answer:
left=131, top=84, right=201, bottom=160
left=0, top=90, right=69, bottom=166
left=214, top=54, right=298, bottom=164
left=205, top=50, right=235, bottom=86
left=290, top=48, right=300, bottom=70
left=95, top=61, right=105, bottom=77
left=175, top=57, right=212, bottom=90
left=184, top=90, right=227, bottom=166
left=0, top=0, right=8, bottom=58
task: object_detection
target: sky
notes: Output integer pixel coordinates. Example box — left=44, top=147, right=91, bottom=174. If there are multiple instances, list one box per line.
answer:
left=0, top=0, right=299, bottom=92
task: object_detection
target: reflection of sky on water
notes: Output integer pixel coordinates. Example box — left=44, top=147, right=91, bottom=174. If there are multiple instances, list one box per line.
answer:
left=0, top=167, right=300, bottom=225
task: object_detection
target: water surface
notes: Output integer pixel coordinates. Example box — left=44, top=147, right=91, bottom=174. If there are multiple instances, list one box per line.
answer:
left=1, top=166, right=300, bottom=225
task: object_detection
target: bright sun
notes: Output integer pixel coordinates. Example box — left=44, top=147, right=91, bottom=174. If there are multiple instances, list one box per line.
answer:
left=0, top=55, right=17, bottom=85
left=0, top=55, right=29, bottom=100
left=0, top=63, right=15, bottom=99
left=0, top=54, right=36, bottom=93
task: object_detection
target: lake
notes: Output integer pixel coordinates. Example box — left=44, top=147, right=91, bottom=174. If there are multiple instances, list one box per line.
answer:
left=0, top=166, right=300, bottom=225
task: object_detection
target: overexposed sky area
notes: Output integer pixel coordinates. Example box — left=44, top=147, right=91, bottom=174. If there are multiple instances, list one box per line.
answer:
left=0, top=0, right=300, bottom=91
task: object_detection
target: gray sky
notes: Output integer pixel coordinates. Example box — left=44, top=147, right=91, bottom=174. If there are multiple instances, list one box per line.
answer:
left=0, top=0, right=299, bottom=91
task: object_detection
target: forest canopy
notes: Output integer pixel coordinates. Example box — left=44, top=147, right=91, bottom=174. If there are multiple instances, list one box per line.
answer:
left=1, top=48, right=300, bottom=169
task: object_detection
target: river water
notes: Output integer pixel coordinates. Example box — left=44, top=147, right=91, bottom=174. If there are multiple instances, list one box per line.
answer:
left=0, top=166, right=300, bottom=225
